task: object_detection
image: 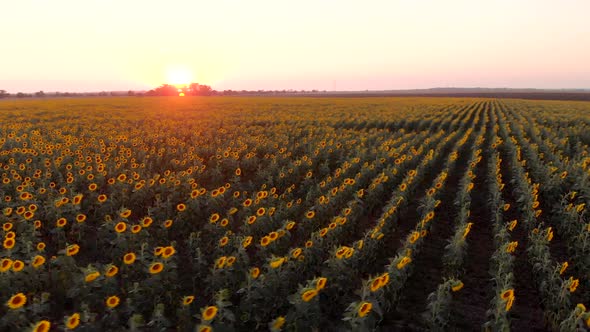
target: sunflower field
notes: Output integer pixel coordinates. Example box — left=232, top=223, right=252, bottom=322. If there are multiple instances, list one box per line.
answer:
left=0, top=97, right=589, bottom=331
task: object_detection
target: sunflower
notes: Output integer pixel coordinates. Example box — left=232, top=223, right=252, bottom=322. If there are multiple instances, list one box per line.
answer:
left=335, top=247, right=348, bottom=259
left=123, top=253, right=136, bottom=265
left=83, top=271, right=99, bottom=282
left=198, top=325, right=212, bottom=332
left=75, top=214, right=86, bottom=223
left=260, top=236, right=271, bottom=247
left=451, top=280, right=464, bottom=292
left=106, top=295, right=120, bottom=308
left=114, top=222, right=127, bottom=233
left=97, top=194, right=107, bottom=203
left=56, top=218, right=67, bottom=227
left=500, top=289, right=514, bottom=300
left=105, top=265, right=118, bottom=277
left=226, top=256, right=236, bottom=267
left=268, top=232, right=279, bottom=241
left=396, top=256, right=411, bottom=270
left=23, top=211, right=34, bottom=220
left=162, top=246, right=175, bottom=259
left=88, top=183, right=98, bottom=191
left=301, top=289, right=318, bottom=302
left=243, top=198, right=252, bottom=207
left=319, top=228, right=328, bottom=237
left=131, top=225, right=142, bottom=234
left=120, top=209, right=132, bottom=218
left=358, top=301, right=372, bottom=317
left=356, top=240, right=364, bottom=250
left=2, top=238, right=16, bottom=249
left=149, top=262, right=164, bottom=274
left=291, top=248, right=302, bottom=259
left=316, top=277, right=327, bottom=290
left=305, top=240, right=313, bottom=248
left=425, top=211, right=435, bottom=221
left=6, top=292, right=27, bottom=309
left=209, top=213, right=220, bottom=224
left=409, top=231, right=420, bottom=244
left=219, top=236, right=229, bottom=247
left=202, top=305, right=218, bottom=321
left=399, top=183, right=407, bottom=191
left=73, top=194, right=83, bottom=205
left=31, top=255, right=46, bottom=268
left=270, top=316, right=286, bottom=331
left=0, top=258, right=12, bottom=272
left=569, top=278, right=579, bottom=292
left=164, top=219, right=173, bottom=228
left=250, top=267, right=260, bottom=279
left=286, top=221, right=296, bottom=230
left=5, top=231, right=15, bottom=239
left=508, top=220, right=517, bottom=231
left=305, top=211, right=315, bottom=219
left=182, top=295, right=195, bottom=306
left=215, top=256, right=227, bottom=269
left=11, top=260, right=24, bottom=272
left=503, top=203, right=510, bottom=211
left=242, top=236, right=253, bottom=248
left=244, top=215, right=256, bottom=225
left=66, top=312, right=81, bottom=329
left=32, top=320, right=51, bottom=332
left=66, top=244, right=80, bottom=256
left=546, top=228, right=554, bottom=241
left=560, top=261, right=569, bottom=275
left=270, top=257, right=286, bottom=269
left=2, top=207, right=12, bottom=216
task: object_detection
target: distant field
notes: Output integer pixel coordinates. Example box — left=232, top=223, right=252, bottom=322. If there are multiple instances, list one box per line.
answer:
left=1, top=97, right=589, bottom=331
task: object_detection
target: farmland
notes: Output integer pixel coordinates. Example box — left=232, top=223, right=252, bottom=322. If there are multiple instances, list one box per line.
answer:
left=1, top=96, right=589, bottom=331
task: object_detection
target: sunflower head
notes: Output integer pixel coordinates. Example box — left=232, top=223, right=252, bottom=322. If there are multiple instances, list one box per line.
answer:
left=202, top=305, right=218, bottom=321
left=182, top=295, right=195, bottom=306
left=32, top=320, right=51, bottom=332
left=66, top=312, right=81, bottom=329
left=358, top=301, right=372, bottom=317
left=106, top=295, right=120, bottom=308
left=149, top=262, right=164, bottom=274
left=6, top=292, right=27, bottom=309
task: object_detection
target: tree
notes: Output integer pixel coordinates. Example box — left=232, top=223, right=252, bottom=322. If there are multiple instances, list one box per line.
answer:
left=188, top=83, right=213, bottom=96
left=0, top=90, right=9, bottom=98
left=35, top=91, right=45, bottom=97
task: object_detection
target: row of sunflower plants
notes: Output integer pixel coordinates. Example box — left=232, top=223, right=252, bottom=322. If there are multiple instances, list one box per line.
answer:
left=342, top=104, right=483, bottom=331
left=495, top=102, right=586, bottom=330
left=235, top=118, right=454, bottom=328
left=499, top=101, right=590, bottom=300
left=250, top=103, right=481, bottom=330
left=425, top=104, right=488, bottom=330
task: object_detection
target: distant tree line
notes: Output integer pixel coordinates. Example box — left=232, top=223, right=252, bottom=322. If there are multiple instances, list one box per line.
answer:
left=145, top=83, right=215, bottom=96
left=0, top=86, right=332, bottom=99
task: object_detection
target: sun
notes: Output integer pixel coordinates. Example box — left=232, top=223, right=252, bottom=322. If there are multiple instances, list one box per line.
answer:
left=166, top=66, right=193, bottom=87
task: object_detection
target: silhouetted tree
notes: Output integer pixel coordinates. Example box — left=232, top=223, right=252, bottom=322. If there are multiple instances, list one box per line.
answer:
left=0, top=90, right=9, bottom=98
left=34, top=91, right=45, bottom=97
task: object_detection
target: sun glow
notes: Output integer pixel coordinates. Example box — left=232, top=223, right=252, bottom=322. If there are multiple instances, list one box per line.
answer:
left=166, top=66, right=193, bottom=87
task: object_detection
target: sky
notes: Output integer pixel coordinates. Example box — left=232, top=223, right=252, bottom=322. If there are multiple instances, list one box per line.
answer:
left=1, top=0, right=589, bottom=92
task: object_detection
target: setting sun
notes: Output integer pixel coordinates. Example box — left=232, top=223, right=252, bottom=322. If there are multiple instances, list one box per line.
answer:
left=166, top=66, right=193, bottom=86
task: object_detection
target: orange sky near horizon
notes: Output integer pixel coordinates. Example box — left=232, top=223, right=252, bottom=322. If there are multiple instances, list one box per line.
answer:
left=1, top=0, right=589, bottom=92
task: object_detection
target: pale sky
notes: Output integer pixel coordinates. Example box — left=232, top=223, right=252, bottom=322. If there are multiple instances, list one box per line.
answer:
left=1, top=0, right=589, bottom=92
